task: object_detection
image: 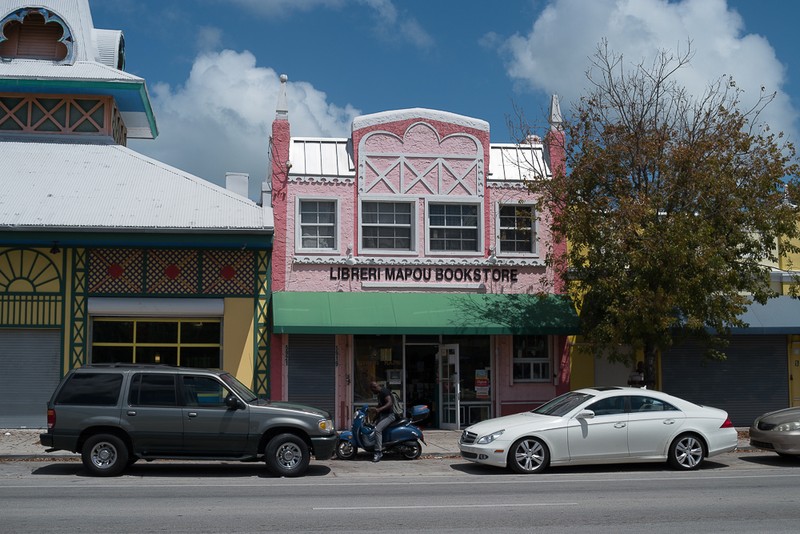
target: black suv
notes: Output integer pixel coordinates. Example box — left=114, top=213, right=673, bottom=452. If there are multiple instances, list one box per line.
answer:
left=40, top=365, right=337, bottom=477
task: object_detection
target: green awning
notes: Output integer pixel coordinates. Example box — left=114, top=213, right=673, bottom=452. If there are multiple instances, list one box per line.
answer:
left=272, top=292, right=580, bottom=335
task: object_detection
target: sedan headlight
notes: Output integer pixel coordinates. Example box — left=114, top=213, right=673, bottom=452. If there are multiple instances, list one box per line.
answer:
left=477, top=430, right=505, bottom=444
left=318, top=419, right=335, bottom=433
left=774, top=421, right=800, bottom=432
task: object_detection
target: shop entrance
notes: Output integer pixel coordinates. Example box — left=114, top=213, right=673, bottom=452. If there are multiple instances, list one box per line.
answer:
left=404, top=343, right=462, bottom=429
left=404, top=337, right=491, bottom=429
left=438, top=344, right=460, bottom=430
left=352, top=335, right=492, bottom=429
left=405, top=343, right=439, bottom=428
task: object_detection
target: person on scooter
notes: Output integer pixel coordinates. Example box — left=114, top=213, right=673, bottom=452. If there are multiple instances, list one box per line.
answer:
left=369, top=381, right=396, bottom=462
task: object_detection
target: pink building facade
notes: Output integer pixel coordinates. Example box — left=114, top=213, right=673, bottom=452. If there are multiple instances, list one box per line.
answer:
left=268, top=78, right=578, bottom=429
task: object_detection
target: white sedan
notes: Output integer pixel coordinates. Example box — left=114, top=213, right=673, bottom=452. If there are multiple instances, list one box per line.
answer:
left=459, top=387, right=737, bottom=474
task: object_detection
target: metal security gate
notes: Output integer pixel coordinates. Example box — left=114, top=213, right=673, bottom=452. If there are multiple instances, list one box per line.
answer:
left=0, top=329, right=62, bottom=428
left=662, top=335, right=788, bottom=426
left=287, top=335, right=335, bottom=417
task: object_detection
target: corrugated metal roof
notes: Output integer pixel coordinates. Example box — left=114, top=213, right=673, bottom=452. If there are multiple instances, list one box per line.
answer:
left=287, top=137, right=550, bottom=183
left=488, top=143, right=551, bottom=182
left=0, top=59, right=143, bottom=83
left=0, top=136, right=273, bottom=232
left=289, top=137, right=354, bottom=178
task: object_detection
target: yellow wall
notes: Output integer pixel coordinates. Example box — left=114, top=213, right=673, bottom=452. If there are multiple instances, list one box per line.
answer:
left=223, top=297, right=255, bottom=386
left=569, top=341, right=595, bottom=389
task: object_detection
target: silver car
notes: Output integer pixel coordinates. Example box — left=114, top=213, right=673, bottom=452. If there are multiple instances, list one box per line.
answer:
left=749, top=407, right=800, bottom=457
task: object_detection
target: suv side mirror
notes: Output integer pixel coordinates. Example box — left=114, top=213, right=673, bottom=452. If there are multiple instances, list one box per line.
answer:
left=225, top=394, right=242, bottom=410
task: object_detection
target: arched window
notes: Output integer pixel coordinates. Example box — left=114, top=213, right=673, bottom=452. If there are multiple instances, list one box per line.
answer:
left=0, top=8, right=73, bottom=62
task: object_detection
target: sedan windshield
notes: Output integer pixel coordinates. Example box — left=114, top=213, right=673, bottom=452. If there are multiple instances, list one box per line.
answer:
left=533, top=391, right=593, bottom=417
left=220, top=373, right=258, bottom=403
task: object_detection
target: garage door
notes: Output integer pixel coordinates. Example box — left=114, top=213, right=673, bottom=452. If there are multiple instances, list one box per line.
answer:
left=287, top=335, right=335, bottom=417
left=0, top=330, right=62, bottom=428
left=662, top=335, right=788, bottom=426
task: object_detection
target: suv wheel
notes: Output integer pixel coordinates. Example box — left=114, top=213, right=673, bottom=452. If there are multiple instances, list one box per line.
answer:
left=265, top=433, right=310, bottom=477
left=82, top=434, right=129, bottom=477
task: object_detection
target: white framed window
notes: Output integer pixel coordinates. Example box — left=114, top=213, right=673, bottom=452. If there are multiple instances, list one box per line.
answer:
left=361, top=200, right=415, bottom=251
left=512, top=335, right=551, bottom=382
left=297, top=198, right=338, bottom=251
left=498, top=204, right=537, bottom=255
left=427, top=201, right=481, bottom=253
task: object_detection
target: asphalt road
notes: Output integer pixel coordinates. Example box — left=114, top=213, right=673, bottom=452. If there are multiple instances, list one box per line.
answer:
left=1, top=452, right=799, bottom=533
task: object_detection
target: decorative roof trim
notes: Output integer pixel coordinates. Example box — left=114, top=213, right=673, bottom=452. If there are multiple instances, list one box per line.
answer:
left=486, top=181, right=533, bottom=189
left=0, top=7, right=74, bottom=63
left=293, top=255, right=544, bottom=267
left=288, top=176, right=355, bottom=184
left=353, top=108, right=489, bottom=132
left=0, top=77, right=158, bottom=138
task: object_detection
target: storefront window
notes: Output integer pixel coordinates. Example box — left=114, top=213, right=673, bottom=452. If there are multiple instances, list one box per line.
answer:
left=352, top=335, right=403, bottom=404
left=91, top=319, right=222, bottom=367
left=513, top=335, right=550, bottom=382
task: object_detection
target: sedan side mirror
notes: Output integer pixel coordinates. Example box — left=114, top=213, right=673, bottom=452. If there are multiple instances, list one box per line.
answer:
left=576, top=410, right=595, bottom=420
left=225, top=394, right=242, bottom=410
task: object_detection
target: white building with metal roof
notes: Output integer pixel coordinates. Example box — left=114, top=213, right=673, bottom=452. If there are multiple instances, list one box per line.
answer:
left=0, top=0, right=274, bottom=427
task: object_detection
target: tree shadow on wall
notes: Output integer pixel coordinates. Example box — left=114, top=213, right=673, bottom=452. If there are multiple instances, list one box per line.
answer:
left=448, top=293, right=580, bottom=335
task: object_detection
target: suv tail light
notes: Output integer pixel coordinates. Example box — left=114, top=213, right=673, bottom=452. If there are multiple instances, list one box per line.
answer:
left=720, top=418, right=734, bottom=429
left=47, top=408, right=56, bottom=429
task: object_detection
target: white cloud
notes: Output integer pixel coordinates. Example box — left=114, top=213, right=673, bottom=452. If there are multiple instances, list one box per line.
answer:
left=195, top=26, right=223, bottom=52
left=359, top=0, right=434, bottom=49
left=499, top=0, right=798, bottom=141
left=225, top=0, right=345, bottom=17
left=129, top=50, right=360, bottom=200
left=223, top=0, right=433, bottom=50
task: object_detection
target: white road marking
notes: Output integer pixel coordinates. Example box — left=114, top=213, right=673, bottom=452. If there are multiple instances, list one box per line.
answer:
left=313, top=502, right=577, bottom=511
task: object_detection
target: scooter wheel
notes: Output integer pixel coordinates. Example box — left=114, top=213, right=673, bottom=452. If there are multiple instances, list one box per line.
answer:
left=336, top=439, right=357, bottom=460
left=400, top=440, right=422, bottom=460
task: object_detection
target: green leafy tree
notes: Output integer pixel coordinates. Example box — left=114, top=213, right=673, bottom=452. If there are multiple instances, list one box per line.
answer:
left=524, top=41, right=800, bottom=386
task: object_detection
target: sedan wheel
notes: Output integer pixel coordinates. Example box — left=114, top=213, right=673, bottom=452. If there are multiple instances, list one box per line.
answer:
left=668, top=433, right=705, bottom=470
left=508, top=437, right=549, bottom=474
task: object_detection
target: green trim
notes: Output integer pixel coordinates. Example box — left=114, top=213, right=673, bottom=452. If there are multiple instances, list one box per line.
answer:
left=1, top=78, right=158, bottom=137
left=69, top=248, right=88, bottom=369
left=253, top=250, right=271, bottom=397
left=0, top=231, right=272, bottom=249
left=272, top=292, right=580, bottom=335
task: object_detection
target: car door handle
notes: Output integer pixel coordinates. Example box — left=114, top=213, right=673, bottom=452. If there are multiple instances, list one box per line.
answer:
left=188, top=412, right=198, bottom=418
left=614, top=422, right=627, bottom=428
left=127, top=411, right=136, bottom=416
left=663, top=419, right=675, bottom=425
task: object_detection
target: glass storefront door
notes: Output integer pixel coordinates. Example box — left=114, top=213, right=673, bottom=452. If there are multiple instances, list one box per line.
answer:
left=353, top=335, right=491, bottom=429
left=438, top=344, right=460, bottom=430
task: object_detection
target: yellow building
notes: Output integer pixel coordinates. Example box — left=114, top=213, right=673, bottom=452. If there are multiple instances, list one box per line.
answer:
left=0, top=0, right=273, bottom=427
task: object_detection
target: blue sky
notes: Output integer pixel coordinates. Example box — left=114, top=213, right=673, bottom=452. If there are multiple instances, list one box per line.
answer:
left=88, top=0, right=800, bottom=200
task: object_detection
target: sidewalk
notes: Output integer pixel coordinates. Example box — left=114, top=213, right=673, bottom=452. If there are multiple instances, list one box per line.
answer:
left=0, top=428, right=464, bottom=460
left=1, top=428, right=751, bottom=460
